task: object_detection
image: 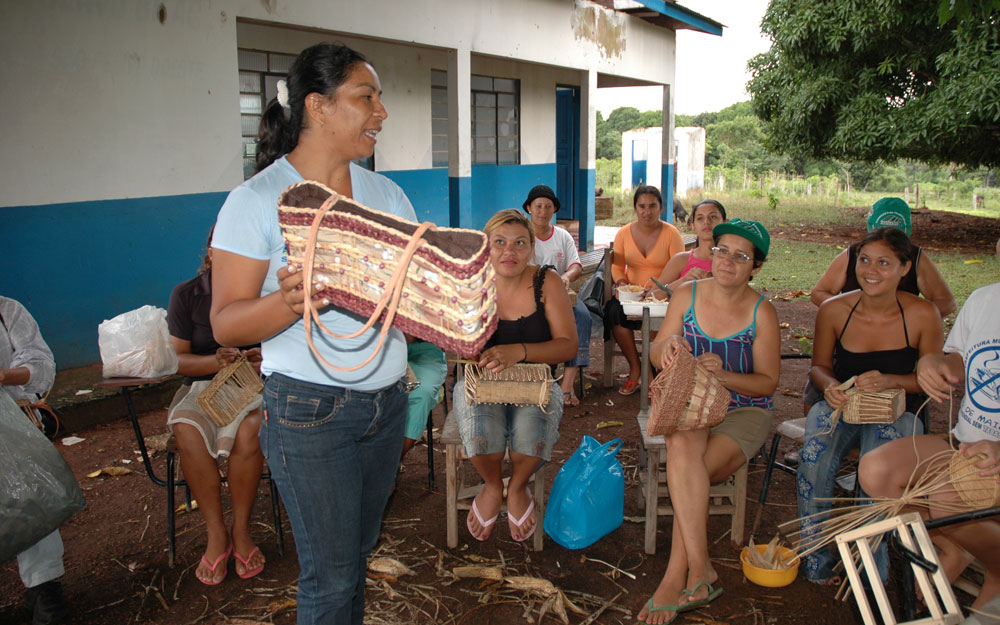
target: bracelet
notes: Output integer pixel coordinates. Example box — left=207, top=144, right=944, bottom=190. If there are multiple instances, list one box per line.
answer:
left=519, top=343, right=528, bottom=363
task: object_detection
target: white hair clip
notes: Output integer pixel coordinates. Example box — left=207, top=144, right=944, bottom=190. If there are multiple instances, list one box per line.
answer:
left=276, top=79, right=289, bottom=109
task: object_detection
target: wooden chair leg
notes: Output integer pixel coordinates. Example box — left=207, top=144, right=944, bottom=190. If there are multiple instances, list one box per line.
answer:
left=644, top=448, right=661, bottom=554
left=532, top=464, right=546, bottom=552
left=731, top=463, right=748, bottom=546
left=446, top=442, right=459, bottom=549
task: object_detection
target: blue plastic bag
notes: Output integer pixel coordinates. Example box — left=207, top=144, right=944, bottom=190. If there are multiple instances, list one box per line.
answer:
left=544, top=436, right=624, bottom=549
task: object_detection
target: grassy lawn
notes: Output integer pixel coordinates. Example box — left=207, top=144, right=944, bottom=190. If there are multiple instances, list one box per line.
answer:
left=599, top=194, right=997, bottom=312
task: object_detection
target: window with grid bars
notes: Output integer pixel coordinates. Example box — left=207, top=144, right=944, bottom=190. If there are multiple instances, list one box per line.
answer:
left=430, top=71, right=520, bottom=167
left=237, top=49, right=296, bottom=179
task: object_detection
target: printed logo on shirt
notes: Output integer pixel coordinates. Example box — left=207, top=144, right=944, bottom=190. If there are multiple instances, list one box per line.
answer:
left=966, top=343, right=1000, bottom=413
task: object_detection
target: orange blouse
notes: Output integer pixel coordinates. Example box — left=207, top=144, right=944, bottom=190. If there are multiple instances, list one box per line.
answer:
left=611, top=222, right=685, bottom=288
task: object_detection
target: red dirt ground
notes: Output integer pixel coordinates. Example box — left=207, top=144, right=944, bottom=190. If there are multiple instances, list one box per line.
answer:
left=2, top=208, right=995, bottom=625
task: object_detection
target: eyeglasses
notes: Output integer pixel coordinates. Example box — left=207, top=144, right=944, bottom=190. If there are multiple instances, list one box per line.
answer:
left=711, top=246, right=752, bottom=265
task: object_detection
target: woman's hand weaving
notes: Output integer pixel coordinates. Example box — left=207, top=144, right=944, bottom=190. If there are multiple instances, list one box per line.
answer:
left=477, top=344, right=525, bottom=373
left=823, top=383, right=849, bottom=410
left=854, top=370, right=887, bottom=393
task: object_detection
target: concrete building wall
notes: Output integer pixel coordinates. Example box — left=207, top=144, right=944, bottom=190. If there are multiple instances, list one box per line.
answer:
left=0, top=0, right=681, bottom=367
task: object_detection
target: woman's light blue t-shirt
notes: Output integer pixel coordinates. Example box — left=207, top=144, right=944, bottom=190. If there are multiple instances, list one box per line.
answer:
left=212, top=157, right=417, bottom=391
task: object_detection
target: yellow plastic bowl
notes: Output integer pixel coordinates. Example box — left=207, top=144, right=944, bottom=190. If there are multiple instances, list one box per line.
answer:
left=740, top=545, right=800, bottom=588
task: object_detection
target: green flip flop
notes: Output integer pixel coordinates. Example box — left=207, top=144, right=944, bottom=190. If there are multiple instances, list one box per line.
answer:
left=641, top=598, right=680, bottom=625
left=678, top=580, right=724, bottom=612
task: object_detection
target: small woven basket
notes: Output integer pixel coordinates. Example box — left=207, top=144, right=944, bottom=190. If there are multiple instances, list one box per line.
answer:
left=648, top=348, right=730, bottom=437
left=195, top=357, right=263, bottom=428
left=464, top=363, right=554, bottom=408
left=840, top=387, right=905, bottom=425
left=948, top=452, right=1000, bottom=509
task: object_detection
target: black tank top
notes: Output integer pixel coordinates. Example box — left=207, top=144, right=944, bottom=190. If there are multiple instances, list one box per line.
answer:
left=487, top=265, right=554, bottom=349
left=843, top=243, right=921, bottom=295
left=833, top=297, right=922, bottom=413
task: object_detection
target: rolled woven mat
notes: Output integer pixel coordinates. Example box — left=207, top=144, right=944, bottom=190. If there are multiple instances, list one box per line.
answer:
left=648, top=348, right=729, bottom=437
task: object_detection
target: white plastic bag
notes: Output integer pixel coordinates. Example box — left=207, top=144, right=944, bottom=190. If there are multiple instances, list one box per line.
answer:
left=98, top=305, right=179, bottom=378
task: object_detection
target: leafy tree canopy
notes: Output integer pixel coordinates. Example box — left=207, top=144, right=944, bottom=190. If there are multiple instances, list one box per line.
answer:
left=747, top=0, right=1000, bottom=168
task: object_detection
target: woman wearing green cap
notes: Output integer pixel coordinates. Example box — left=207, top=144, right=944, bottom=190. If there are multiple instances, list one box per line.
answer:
left=640, top=219, right=780, bottom=624
left=811, top=197, right=955, bottom=316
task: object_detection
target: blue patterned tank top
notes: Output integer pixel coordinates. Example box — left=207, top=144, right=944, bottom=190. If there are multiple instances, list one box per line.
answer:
left=681, top=282, right=774, bottom=410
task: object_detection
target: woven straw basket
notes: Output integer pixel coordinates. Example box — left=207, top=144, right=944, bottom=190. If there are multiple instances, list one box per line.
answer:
left=840, top=387, right=905, bottom=425
left=195, top=356, right=263, bottom=428
left=464, top=363, right=554, bottom=408
left=948, top=452, right=1000, bottom=509
left=648, top=348, right=730, bottom=437
left=278, top=181, right=497, bottom=365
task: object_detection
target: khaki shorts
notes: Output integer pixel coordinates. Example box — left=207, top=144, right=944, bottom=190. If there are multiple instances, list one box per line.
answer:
left=710, top=406, right=773, bottom=462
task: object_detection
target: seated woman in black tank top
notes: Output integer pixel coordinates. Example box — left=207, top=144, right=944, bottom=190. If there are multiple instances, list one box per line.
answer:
left=796, top=227, right=944, bottom=585
left=455, top=209, right=577, bottom=543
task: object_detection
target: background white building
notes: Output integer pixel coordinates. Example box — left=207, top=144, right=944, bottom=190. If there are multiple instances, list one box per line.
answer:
left=621, top=125, right=706, bottom=197
left=0, top=0, right=720, bottom=367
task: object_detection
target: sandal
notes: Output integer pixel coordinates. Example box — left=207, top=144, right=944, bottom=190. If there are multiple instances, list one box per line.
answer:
left=562, top=391, right=580, bottom=407
left=466, top=494, right=499, bottom=541
left=197, top=543, right=232, bottom=586
left=640, top=598, right=680, bottom=624
left=507, top=487, right=536, bottom=542
left=678, top=580, right=724, bottom=611
left=618, top=379, right=640, bottom=396
left=233, top=545, right=265, bottom=580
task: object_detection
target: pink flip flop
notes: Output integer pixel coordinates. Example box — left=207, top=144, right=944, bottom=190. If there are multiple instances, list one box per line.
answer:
left=233, top=546, right=265, bottom=580
left=198, top=543, right=233, bottom=586
left=507, top=488, right=536, bottom=542
left=466, top=495, right=499, bottom=541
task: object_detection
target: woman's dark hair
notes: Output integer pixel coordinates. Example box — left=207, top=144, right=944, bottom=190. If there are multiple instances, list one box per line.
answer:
left=712, top=232, right=766, bottom=269
left=198, top=226, right=215, bottom=274
left=690, top=199, right=727, bottom=225
left=858, top=226, right=916, bottom=265
left=632, top=185, right=663, bottom=208
left=255, top=43, right=370, bottom=173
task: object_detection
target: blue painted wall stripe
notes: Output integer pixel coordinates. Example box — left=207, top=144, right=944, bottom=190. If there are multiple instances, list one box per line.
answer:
left=0, top=193, right=227, bottom=368
left=2, top=163, right=572, bottom=369
left=662, top=163, right=676, bottom=224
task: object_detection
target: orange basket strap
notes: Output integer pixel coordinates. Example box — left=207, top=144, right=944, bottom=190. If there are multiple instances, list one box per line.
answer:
left=300, top=198, right=436, bottom=372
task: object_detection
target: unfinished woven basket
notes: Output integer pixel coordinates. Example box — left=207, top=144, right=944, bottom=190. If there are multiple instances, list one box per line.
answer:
left=464, top=363, right=554, bottom=408
left=841, top=387, right=905, bottom=425
left=648, top=348, right=730, bottom=437
left=948, top=452, right=1000, bottom=509
left=278, top=181, right=497, bottom=366
left=195, top=356, right=263, bottom=428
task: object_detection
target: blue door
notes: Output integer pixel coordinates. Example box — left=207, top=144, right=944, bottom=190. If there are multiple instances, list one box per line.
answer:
left=632, top=139, right=647, bottom=187
left=555, top=87, right=579, bottom=220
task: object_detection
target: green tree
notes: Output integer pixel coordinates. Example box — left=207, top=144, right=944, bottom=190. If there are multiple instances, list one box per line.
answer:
left=747, top=0, right=1000, bottom=168
left=605, top=107, right=642, bottom=133
left=638, top=109, right=663, bottom=128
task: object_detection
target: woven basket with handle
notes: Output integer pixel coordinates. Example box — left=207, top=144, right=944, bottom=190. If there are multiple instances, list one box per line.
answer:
left=648, top=348, right=730, bottom=436
left=827, top=376, right=905, bottom=429
left=278, top=181, right=497, bottom=370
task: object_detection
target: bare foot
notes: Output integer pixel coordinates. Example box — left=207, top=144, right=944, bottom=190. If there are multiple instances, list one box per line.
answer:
left=196, top=534, right=231, bottom=585
left=507, top=486, right=536, bottom=541
left=637, top=577, right=685, bottom=624
left=467, top=483, right=503, bottom=540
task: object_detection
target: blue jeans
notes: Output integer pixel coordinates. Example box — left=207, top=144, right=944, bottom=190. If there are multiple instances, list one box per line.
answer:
left=261, top=373, right=406, bottom=625
left=455, top=378, right=563, bottom=460
left=796, top=400, right=923, bottom=583
left=568, top=300, right=592, bottom=368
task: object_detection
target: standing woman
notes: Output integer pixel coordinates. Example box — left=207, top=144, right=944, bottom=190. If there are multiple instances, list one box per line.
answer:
left=796, top=227, right=943, bottom=585
left=210, top=43, right=416, bottom=624
left=522, top=184, right=591, bottom=406
left=652, top=199, right=726, bottom=297
left=640, top=220, right=780, bottom=624
left=604, top=186, right=686, bottom=395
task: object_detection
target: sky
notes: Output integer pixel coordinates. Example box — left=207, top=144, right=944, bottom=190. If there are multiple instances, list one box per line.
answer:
left=595, top=0, right=773, bottom=117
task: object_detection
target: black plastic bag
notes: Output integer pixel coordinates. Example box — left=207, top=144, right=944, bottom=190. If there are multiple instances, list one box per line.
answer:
left=0, top=393, right=85, bottom=562
left=579, top=249, right=608, bottom=319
